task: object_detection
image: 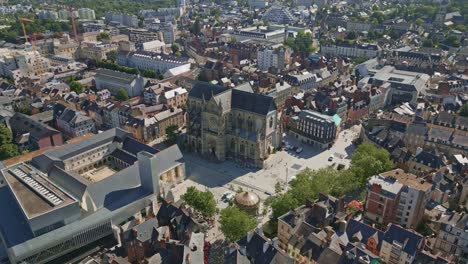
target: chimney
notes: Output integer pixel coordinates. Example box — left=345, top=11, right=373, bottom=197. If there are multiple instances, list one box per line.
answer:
left=416, top=147, right=423, bottom=156
left=137, top=151, right=160, bottom=196
left=247, top=231, right=254, bottom=242
left=256, top=224, right=263, bottom=236
left=272, top=237, right=279, bottom=248
left=263, top=241, right=270, bottom=253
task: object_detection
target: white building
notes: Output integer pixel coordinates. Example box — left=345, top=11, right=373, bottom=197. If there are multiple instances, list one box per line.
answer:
left=0, top=48, right=51, bottom=81
left=118, top=50, right=190, bottom=75
left=77, top=8, right=96, bottom=20
left=257, top=45, right=290, bottom=71
left=263, top=6, right=296, bottom=24
left=320, top=42, right=381, bottom=58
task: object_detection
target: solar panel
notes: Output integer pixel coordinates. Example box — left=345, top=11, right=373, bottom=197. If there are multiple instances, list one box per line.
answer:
left=10, top=168, right=63, bottom=206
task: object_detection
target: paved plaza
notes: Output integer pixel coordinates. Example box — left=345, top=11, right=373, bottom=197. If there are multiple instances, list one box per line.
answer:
left=173, top=125, right=361, bottom=242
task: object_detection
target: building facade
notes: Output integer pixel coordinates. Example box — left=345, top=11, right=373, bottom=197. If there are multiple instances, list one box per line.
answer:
left=187, top=82, right=280, bottom=168
left=287, top=110, right=338, bottom=150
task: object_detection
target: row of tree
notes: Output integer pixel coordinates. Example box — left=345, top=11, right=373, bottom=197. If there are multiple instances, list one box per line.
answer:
left=269, top=143, right=394, bottom=232
left=0, top=124, right=20, bottom=160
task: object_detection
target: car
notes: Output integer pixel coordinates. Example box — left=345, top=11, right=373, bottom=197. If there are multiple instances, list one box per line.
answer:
left=295, top=147, right=303, bottom=153
left=285, top=144, right=292, bottom=150
left=328, top=155, right=334, bottom=162
left=221, top=192, right=234, bottom=201
left=337, top=164, right=345, bottom=170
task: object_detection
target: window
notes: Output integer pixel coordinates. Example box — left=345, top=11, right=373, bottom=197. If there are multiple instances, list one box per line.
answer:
left=269, top=117, right=273, bottom=128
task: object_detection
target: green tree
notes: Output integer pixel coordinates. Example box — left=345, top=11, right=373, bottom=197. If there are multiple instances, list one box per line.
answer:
left=422, top=39, right=434, bottom=48
left=181, top=186, right=217, bottom=218
left=0, top=124, right=12, bottom=145
left=459, top=103, right=468, bottom=117
left=143, top=69, right=157, bottom=78
left=346, top=31, right=357, bottom=40
left=0, top=144, right=19, bottom=160
left=115, top=89, right=130, bottom=101
left=443, top=36, right=461, bottom=48
left=106, top=50, right=118, bottom=62
left=191, top=19, right=202, bottom=35
left=96, top=32, right=110, bottom=42
left=171, top=43, right=180, bottom=54
left=69, top=81, right=84, bottom=93
left=271, top=193, right=299, bottom=220
left=415, top=18, right=424, bottom=27
left=350, top=142, right=394, bottom=184
left=165, top=125, right=178, bottom=144
left=219, top=206, right=257, bottom=242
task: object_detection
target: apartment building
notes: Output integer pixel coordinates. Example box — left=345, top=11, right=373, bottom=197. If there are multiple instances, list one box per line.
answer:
left=380, top=224, right=425, bottom=264
left=257, top=45, right=291, bottom=71
left=287, top=110, right=338, bottom=150
left=78, top=41, right=119, bottom=60
left=118, top=50, right=191, bottom=75
left=365, top=169, right=432, bottom=229
left=320, top=42, right=381, bottom=58
left=433, top=212, right=467, bottom=262
left=105, top=12, right=138, bottom=27
left=263, top=5, right=296, bottom=24
left=77, top=8, right=95, bottom=20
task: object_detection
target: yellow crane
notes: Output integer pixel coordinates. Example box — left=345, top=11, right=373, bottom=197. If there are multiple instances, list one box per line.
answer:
left=19, top=17, right=43, bottom=81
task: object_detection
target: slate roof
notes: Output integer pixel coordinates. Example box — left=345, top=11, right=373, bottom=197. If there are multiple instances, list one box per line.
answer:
left=188, top=81, right=228, bottom=100
left=345, top=219, right=384, bottom=250
left=95, top=68, right=137, bottom=85
left=406, top=123, right=427, bottom=135
left=414, top=151, right=443, bottom=168
left=428, top=128, right=452, bottom=141
left=122, top=137, right=158, bottom=156
left=231, top=89, right=276, bottom=115
left=237, top=232, right=279, bottom=264
left=0, top=187, right=34, bottom=247
left=111, top=148, right=138, bottom=164
left=383, top=224, right=423, bottom=256
left=43, top=128, right=131, bottom=160
left=10, top=113, right=61, bottom=140
left=225, top=248, right=250, bottom=264
left=134, top=218, right=159, bottom=242
left=189, top=82, right=277, bottom=115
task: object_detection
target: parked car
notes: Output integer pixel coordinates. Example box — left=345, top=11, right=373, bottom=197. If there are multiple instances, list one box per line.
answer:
left=296, top=147, right=303, bottom=153
left=328, top=155, right=334, bottom=162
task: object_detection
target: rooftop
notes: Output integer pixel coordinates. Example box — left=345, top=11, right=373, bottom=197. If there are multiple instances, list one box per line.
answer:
left=2, top=163, right=77, bottom=219
left=380, top=169, right=432, bottom=191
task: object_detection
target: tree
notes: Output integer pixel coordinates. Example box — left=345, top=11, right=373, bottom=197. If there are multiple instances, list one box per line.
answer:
left=115, top=89, right=130, bottom=101
left=0, top=144, right=19, bottom=160
left=346, top=31, right=357, bottom=40
left=0, top=124, right=12, bottom=145
left=69, top=81, right=84, bottom=94
left=350, top=142, right=394, bottom=183
left=165, top=125, right=178, bottom=144
left=443, top=36, right=461, bottom=48
left=191, top=19, right=202, bottom=35
left=106, top=50, right=118, bottom=62
left=171, top=43, right=180, bottom=54
left=181, top=187, right=217, bottom=218
left=459, top=103, right=468, bottom=117
left=97, top=32, right=110, bottom=42
left=143, top=69, right=157, bottom=78
left=422, top=39, right=434, bottom=48
left=415, top=18, right=424, bottom=27
left=219, top=206, right=257, bottom=242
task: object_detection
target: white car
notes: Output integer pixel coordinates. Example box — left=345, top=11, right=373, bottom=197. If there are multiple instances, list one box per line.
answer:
left=295, top=147, right=303, bottom=153
left=328, top=155, right=334, bottom=162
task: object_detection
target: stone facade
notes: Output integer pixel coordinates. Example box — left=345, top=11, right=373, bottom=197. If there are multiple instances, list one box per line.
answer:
left=187, top=82, right=280, bottom=168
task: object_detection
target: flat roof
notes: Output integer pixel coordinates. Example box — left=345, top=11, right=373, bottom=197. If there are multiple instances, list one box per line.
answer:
left=2, top=163, right=76, bottom=219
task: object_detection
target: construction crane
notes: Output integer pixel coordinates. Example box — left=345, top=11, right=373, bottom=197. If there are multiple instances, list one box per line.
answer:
left=19, top=17, right=43, bottom=81
left=58, top=5, right=78, bottom=41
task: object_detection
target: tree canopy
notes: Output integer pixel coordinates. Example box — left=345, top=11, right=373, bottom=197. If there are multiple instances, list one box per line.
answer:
left=459, top=103, right=468, bottom=117
left=165, top=125, right=179, bottom=145
left=115, top=89, right=130, bottom=101
left=0, top=124, right=19, bottom=160
left=269, top=142, right=393, bottom=228
left=284, top=31, right=315, bottom=53
left=69, top=81, right=84, bottom=94
left=181, top=187, right=217, bottom=218
left=219, top=206, right=257, bottom=242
